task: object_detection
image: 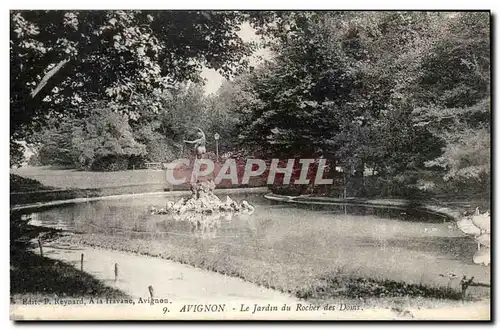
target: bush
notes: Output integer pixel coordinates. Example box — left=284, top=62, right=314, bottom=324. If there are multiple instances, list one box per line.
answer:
left=27, top=154, right=42, bottom=166
left=362, top=174, right=428, bottom=200
left=270, top=184, right=310, bottom=196
left=90, top=156, right=129, bottom=172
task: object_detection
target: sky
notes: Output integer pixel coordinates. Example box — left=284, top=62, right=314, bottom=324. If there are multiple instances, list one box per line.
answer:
left=200, top=23, right=272, bottom=95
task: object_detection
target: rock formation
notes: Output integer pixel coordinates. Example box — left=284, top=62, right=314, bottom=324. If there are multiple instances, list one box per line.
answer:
left=150, top=179, right=255, bottom=216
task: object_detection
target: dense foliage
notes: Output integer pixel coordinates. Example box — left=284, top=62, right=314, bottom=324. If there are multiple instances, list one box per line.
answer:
left=235, top=11, right=490, bottom=197
left=10, top=10, right=253, bottom=161
left=12, top=11, right=490, bottom=198
left=33, top=103, right=145, bottom=170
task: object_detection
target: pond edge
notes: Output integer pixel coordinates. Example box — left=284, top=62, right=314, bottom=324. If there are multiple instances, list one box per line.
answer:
left=264, top=193, right=464, bottom=222
left=11, top=188, right=466, bottom=222
left=10, top=187, right=269, bottom=213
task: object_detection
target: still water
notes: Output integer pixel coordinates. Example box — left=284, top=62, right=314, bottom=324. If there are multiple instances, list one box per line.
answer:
left=25, top=192, right=489, bottom=287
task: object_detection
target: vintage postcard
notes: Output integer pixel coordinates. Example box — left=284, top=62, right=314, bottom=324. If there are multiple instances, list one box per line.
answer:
left=9, top=10, right=491, bottom=321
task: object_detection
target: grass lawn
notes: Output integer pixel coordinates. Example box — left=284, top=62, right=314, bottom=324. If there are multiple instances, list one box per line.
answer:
left=11, top=166, right=167, bottom=189
left=10, top=167, right=169, bottom=205
left=10, top=166, right=266, bottom=206
left=53, top=232, right=470, bottom=308
left=11, top=165, right=266, bottom=190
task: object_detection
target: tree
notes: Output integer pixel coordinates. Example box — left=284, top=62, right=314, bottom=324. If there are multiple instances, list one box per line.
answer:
left=416, top=12, right=490, bottom=108
left=238, top=11, right=486, bottom=197
left=36, top=118, right=78, bottom=167
left=412, top=12, right=490, bottom=193
left=10, top=10, right=254, bottom=164
left=130, top=83, right=209, bottom=162
left=203, top=75, right=264, bottom=154
left=33, top=102, right=147, bottom=170
left=31, top=81, right=248, bottom=168
left=10, top=141, right=25, bottom=168
left=243, top=12, right=443, bottom=158
left=72, top=104, right=147, bottom=171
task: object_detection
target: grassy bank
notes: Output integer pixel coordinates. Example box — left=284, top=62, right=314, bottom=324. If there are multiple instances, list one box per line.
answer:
left=54, top=232, right=487, bottom=308
left=10, top=182, right=161, bottom=206
left=11, top=166, right=490, bottom=211
left=10, top=167, right=265, bottom=206
left=11, top=250, right=129, bottom=303
left=10, top=213, right=128, bottom=302
left=11, top=166, right=169, bottom=190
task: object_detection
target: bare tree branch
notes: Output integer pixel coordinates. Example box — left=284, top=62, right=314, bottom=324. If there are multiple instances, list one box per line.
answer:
left=30, top=58, right=70, bottom=99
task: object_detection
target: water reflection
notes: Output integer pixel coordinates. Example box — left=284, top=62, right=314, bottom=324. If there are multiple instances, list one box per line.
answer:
left=26, top=195, right=261, bottom=242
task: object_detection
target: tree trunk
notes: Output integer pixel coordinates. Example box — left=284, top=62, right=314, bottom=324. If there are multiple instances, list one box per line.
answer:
left=354, top=160, right=365, bottom=197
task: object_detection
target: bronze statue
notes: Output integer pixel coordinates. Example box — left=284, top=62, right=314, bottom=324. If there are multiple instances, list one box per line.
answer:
left=184, top=127, right=206, bottom=159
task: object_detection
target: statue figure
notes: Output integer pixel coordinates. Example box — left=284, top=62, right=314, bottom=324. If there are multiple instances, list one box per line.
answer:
left=184, top=127, right=206, bottom=159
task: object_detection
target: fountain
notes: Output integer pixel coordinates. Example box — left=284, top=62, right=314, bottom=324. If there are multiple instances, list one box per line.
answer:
left=150, top=179, right=255, bottom=216
left=152, top=130, right=255, bottom=217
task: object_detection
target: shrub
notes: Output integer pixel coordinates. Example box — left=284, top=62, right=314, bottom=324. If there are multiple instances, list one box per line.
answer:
left=90, top=156, right=129, bottom=172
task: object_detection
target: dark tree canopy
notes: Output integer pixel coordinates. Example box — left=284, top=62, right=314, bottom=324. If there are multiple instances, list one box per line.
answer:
left=233, top=11, right=490, bottom=194
left=10, top=10, right=254, bottom=140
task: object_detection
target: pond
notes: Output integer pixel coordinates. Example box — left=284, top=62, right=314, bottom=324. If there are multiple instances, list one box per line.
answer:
left=25, top=192, right=490, bottom=293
